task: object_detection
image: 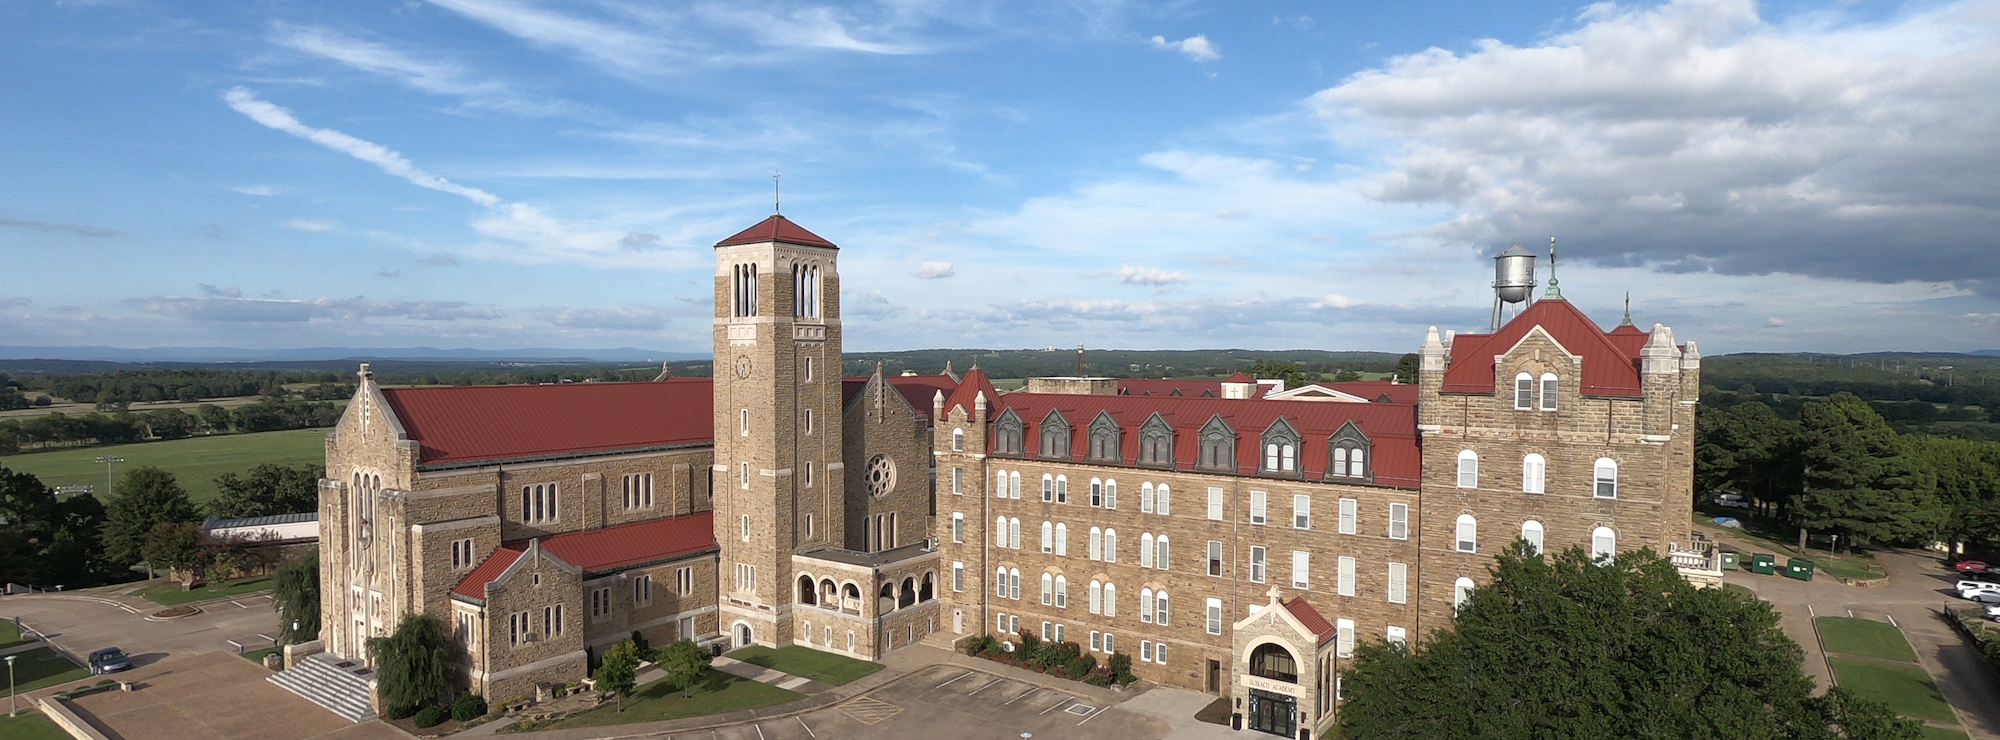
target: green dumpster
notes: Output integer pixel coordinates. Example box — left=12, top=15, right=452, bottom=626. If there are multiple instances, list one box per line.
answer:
left=1719, top=551, right=1740, bottom=571
left=1785, top=558, right=1816, bottom=581
left=1750, top=553, right=1777, bottom=575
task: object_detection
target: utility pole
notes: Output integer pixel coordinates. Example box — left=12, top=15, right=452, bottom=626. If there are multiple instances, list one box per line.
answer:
left=94, top=455, right=124, bottom=496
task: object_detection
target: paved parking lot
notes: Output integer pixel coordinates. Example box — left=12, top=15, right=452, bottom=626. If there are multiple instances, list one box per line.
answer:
left=1, top=588, right=282, bottom=669
left=36, top=650, right=404, bottom=740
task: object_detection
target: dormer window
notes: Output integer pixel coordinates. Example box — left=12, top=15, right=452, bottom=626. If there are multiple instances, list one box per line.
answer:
left=1327, top=421, right=1373, bottom=482
left=1039, top=411, right=1071, bottom=460
left=1195, top=415, right=1235, bottom=471
left=1516, top=371, right=1561, bottom=411
left=1088, top=412, right=1121, bottom=463
left=994, top=410, right=1024, bottom=456
left=1139, top=414, right=1175, bottom=467
left=1259, top=418, right=1301, bottom=477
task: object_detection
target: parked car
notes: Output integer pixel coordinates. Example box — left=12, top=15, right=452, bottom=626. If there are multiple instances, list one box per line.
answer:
left=1986, top=604, right=2000, bottom=621
left=88, top=647, right=132, bottom=675
left=1967, top=590, right=2000, bottom=605
left=1712, top=493, right=1751, bottom=509
left=1955, top=560, right=1990, bottom=573
left=1958, top=579, right=2000, bottom=594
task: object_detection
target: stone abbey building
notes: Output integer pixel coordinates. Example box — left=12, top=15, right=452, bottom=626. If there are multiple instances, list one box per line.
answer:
left=313, top=213, right=1718, bottom=736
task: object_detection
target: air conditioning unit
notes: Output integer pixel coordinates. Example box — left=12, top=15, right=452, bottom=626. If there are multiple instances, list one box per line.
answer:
left=925, top=537, right=938, bottom=551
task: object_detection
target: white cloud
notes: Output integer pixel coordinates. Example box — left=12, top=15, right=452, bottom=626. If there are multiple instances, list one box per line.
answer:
left=1117, top=265, right=1186, bottom=286
left=0, top=217, right=123, bottom=238
left=1764, top=317, right=1788, bottom=327
left=223, top=87, right=501, bottom=207
left=286, top=219, right=337, bottom=232
left=1311, top=294, right=1359, bottom=309
left=229, top=184, right=277, bottom=196
left=694, top=5, right=924, bottom=55
left=272, top=24, right=574, bottom=116
left=128, top=295, right=501, bottom=322
left=1150, top=34, right=1220, bottom=62
left=915, top=261, right=955, bottom=279
left=540, top=306, right=672, bottom=330
left=422, top=0, right=666, bottom=77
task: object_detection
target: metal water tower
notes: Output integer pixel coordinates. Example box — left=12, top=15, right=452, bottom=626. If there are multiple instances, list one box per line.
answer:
left=1491, top=242, right=1538, bottom=330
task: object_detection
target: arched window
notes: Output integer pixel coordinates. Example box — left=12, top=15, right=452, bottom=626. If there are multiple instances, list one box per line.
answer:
left=1140, top=533, right=1155, bottom=568
left=1089, top=580, right=1103, bottom=614
left=1054, top=523, right=1068, bottom=556
left=1088, top=412, right=1121, bottom=462
left=879, top=583, right=897, bottom=613
left=798, top=575, right=816, bottom=605
left=995, top=568, right=1008, bottom=598
left=952, top=428, right=964, bottom=452
left=1104, top=529, right=1118, bottom=564
left=1039, top=411, right=1071, bottom=459
left=1260, top=419, right=1301, bottom=476
left=820, top=578, right=837, bottom=606
left=1521, top=520, right=1544, bottom=554
left=1009, top=568, right=1021, bottom=600
left=1009, top=518, right=1021, bottom=550
left=1453, top=577, right=1475, bottom=612
left=1457, top=450, right=1479, bottom=489
left=1141, top=482, right=1155, bottom=513
left=1056, top=475, right=1068, bottom=503
left=1054, top=575, right=1067, bottom=608
left=1156, top=484, right=1170, bottom=515
left=1139, top=588, right=1153, bottom=623
left=1090, top=478, right=1103, bottom=507
left=995, top=516, right=1007, bottom=548
left=1594, top=458, right=1619, bottom=499
left=1104, top=479, right=1117, bottom=510
left=994, top=410, right=1024, bottom=455
left=920, top=572, right=934, bottom=601
left=1041, top=474, right=1055, bottom=502
left=1155, top=591, right=1169, bottom=625
left=1540, top=372, right=1559, bottom=411
left=1514, top=371, right=1535, bottom=410
left=1088, top=527, right=1103, bottom=561
left=1155, top=535, right=1169, bottom=570
left=1041, top=573, right=1053, bottom=605
left=1328, top=421, right=1372, bottom=481
left=1102, top=582, right=1116, bottom=617
left=1139, top=414, right=1175, bottom=466
left=1592, top=526, right=1617, bottom=562
left=900, top=577, right=916, bottom=608
left=1522, top=453, right=1546, bottom=494
left=1041, top=521, right=1053, bottom=553
left=1197, top=415, right=1236, bottom=471
left=1455, top=514, right=1477, bottom=552
left=1249, top=643, right=1299, bottom=683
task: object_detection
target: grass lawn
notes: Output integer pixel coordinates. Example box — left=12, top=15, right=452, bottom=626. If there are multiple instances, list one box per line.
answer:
left=542, top=668, right=800, bottom=729
left=727, top=645, right=884, bottom=686
left=1693, top=515, right=1882, bottom=581
left=240, top=646, right=281, bottom=665
left=0, top=710, right=74, bottom=740
left=1920, top=726, right=1971, bottom=740
left=0, top=428, right=328, bottom=504
left=1816, top=617, right=1919, bottom=662
left=1827, top=657, right=1958, bottom=724
left=137, top=577, right=273, bottom=606
left=0, top=619, right=28, bottom=650
left=3, top=647, right=91, bottom=697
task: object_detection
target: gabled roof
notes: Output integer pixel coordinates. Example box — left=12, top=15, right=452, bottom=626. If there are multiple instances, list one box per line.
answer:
left=944, top=368, right=1000, bottom=418
left=842, top=373, right=959, bottom=416
left=1116, top=378, right=1254, bottom=399
left=715, top=215, right=837, bottom=249
left=381, top=380, right=713, bottom=468
left=450, top=513, right=718, bottom=603
left=989, top=391, right=1421, bottom=487
left=1222, top=372, right=1256, bottom=384
left=1441, top=299, right=1644, bottom=398
left=1283, top=597, right=1339, bottom=646
left=451, top=546, right=523, bottom=601
left=1323, top=380, right=1420, bottom=405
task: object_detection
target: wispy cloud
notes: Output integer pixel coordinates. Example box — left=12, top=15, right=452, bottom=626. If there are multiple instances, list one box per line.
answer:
left=540, top=306, right=672, bottom=330
left=1117, top=264, right=1186, bottom=286
left=915, top=261, right=955, bottom=279
left=272, top=24, right=575, bottom=116
left=229, top=184, right=278, bottom=196
left=0, top=217, right=124, bottom=238
left=196, top=283, right=243, bottom=298
left=223, top=87, right=501, bottom=207
left=1150, top=34, right=1220, bottom=62
left=286, top=218, right=337, bottom=232
left=420, top=253, right=461, bottom=266
left=128, top=294, right=502, bottom=322
left=422, top=0, right=669, bottom=77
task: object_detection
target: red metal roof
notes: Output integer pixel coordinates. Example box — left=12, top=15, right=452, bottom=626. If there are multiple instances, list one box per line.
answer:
left=841, top=374, right=959, bottom=415
left=1117, top=379, right=1222, bottom=398
left=450, top=546, right=522, bottom=601
left=1441, top=299, right=1644, bottom=398
left=715, top=215, right=837, bottom=248
left=1283, top=597, right=1339, bottom=645
left=380, top=380, right=714, bottom=468
left=990, top=391, right=1421, bottom=488
left=944, top=367, right=999, bottom=418
left=537, top=512, right=717, bottom=575
left=1223, top=372, right=1256, bottom=384
left=1323, top=380, right=1420, bottom=405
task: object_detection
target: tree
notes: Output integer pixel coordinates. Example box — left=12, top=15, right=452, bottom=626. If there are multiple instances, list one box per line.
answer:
left=1392, top=353, right=1421, bottom=384
left=209, top=464, right=322, bottom=519
left=0, top=464, right=110, bottom=587
left=1696, top=401, right=1801, bottom=516
left=1797, top=393, right=1941, bottom=550
left=273, top=551, right=321, bottom=644
left=595, top=639, right=643, bottom=711
left=101, top=466, right=200, bottom=570
left=1906, top=435, right=2000, bottom=554
left=142, top=522, right=208, bottom=590
left=1338, top=544, right=1921, bottom=739
left=196, top=404, right=233, bottom=433
left=655, top=639, right=711, bottom=699
left=369, top=614, right=454, bottom=712
left=1245, top=359, right=1318, bottom=390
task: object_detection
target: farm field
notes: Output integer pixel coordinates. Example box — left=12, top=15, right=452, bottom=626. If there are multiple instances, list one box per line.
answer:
left=0, top=428, right=327, bottom=504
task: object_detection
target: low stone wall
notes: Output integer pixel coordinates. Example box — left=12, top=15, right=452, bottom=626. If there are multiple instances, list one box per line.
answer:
left=38, top=697, right=115, bottom=740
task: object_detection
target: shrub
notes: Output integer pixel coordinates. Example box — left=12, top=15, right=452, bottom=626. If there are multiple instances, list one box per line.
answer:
left=1084, top=673, right=1113, bottom=686
left=413, top=705, right=447, bottom=728
left=1065, top=654, right=1096, bottom=680
left=1017, top=632, right=1043, bottom=663
left=451, top=693, right=487, bottom=721
left=1108, top=652, right=1133, bottom=681
left=387, top=703, right=418, bottom=720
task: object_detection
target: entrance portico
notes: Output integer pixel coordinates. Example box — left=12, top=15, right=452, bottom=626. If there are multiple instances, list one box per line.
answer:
left=1231, top=587, right=1339, bottom=739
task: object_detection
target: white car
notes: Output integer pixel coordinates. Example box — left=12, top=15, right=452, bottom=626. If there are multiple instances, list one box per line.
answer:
left=1958, top=579, right=2000, bottom=595
left=1986, top=604, right=2000, bottom=621
left=1967, top=590, right=2000, bottom=604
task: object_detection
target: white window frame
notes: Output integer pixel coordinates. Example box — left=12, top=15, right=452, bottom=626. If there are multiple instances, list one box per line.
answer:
left=1249, top=490, right=1267, bottom=525
left=1540, top=372, right=1559, bottom=411
left=1055, top=523, right=1068, bottom=556
left=1453, top=577, right=1475, bottom=612
left=1041, top=521, right=1053, bottom=554
left=1337, top=618, right=1355, bottom=658
left=1157, top=484, right=1170, bottom=515
left=1205, top=598, right=1222, bottom=635
left=1140, top=533, right=1155, bottom=568
left=1514, top=371, right=1535, bottom=410
left=1292, top=550, right=1310, bottom=589
left=1206, top=486, right=1223, bottom=521
left=1523, top=453, right=1546, bottom=494
left=1387, top=562, right=1408, bottom=604
left=1592, top=526, right=1617, bottom=562
left=1156, top=534, right=1170, bottom=571
left=1089, top=527, right=1103, bottom=561
left=1337, top=555, right=1356, bottom=597
left=1594, top=458, right=1619, bottom=499
left=1457, top=450, right=1479, bottom=489
left=1337, top=497, right=1355, bottom=534
left=1522, top=520, right=1545, bottom=554
left=951, top=513, right=964, bottom=543
left=1141, top=482, right=1154, bottom=513
left=1207, top=540, right=1223, bottom=576
left=1455, top=514, right=1478, bottom=553
left=1389, top=502, right=1408, bottom=540
left=1249, top=546, right=1267, bottom=583
left=1103, top=529, right=1117, bottom=564
left=952, top=561, right=964, bottom=592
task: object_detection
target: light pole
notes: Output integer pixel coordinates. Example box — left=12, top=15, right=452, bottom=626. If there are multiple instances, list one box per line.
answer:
left=7, top=653, right=17, bottom=718
left=94, top=455, right=124, bottom=496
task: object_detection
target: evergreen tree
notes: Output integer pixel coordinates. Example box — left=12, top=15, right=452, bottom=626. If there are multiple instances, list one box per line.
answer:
left=1796, top=393, right=1941, bottom=549
left=1338, top=544, right=1920, bottom=739
left=369, top=614, right=454, bottom=712
left=1391, top=353, right=1421, bottom=384
left=101, top=466, right=200, bottom=569
left=1696, top=401, right=1800, bottom=515
left=1906, top=436, right=2000, bottom=553
left=0, top=465, right=108, bottom=587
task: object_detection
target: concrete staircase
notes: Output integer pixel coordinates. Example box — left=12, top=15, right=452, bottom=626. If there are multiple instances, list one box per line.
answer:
left=267, top=653, right=377, bottom=723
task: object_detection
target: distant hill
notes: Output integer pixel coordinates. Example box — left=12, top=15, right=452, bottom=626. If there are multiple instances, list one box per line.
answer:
left=838, top=348, right=1404, bottom=380
left=0, top=345, right=704, bottom=363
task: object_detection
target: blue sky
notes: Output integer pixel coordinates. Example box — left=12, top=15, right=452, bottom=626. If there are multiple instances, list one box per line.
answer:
left=2, top=0, right=1996, bottom=356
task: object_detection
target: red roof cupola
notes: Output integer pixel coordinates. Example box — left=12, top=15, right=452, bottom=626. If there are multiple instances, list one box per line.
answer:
left=715, top=214, right=837, bottom=249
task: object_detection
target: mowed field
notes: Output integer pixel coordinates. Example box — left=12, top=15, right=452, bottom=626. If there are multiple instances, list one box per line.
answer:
left=0, top=428, right=327, bottom=504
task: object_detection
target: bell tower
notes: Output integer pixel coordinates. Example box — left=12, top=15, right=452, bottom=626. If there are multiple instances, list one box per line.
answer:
left=712, top=214, right=844, bottom=648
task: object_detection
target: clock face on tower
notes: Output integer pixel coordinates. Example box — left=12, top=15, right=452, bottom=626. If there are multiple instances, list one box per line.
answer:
left=734, top=355, right=754, bottom=378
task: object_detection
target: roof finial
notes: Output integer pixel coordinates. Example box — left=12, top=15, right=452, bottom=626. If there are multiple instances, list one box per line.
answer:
left=773, top=171, right=782, bottom=215
left=1620, top=291, right=1633, bottom=327
left=1544, top=236, right=1563, bottom=299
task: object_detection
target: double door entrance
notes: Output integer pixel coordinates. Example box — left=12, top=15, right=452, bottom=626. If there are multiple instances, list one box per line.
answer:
left=1246, top=688, right=1297, bottom=737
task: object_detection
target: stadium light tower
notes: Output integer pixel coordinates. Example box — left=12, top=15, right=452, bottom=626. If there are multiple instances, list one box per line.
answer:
left=94, top=455, right=124, bottom=495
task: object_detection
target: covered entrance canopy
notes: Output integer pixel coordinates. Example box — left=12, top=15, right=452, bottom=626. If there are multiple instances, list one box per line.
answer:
left=1232, top=586, right=1340, bottom=740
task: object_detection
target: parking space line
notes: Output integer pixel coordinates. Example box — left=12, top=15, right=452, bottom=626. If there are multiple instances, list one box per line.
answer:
left=1002, top=687, right=1037, bottom=705
left=1074, top=705, right=1101, bottom=725
left=755, top=723, right=766, bottom=740
left=967, top=679, right=999, bottom=696
left=1040, top=698, right=1074, bottom=715
left=798, top=717, right=815, bottom=738
left=936, top=670, right=972, bottom=688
